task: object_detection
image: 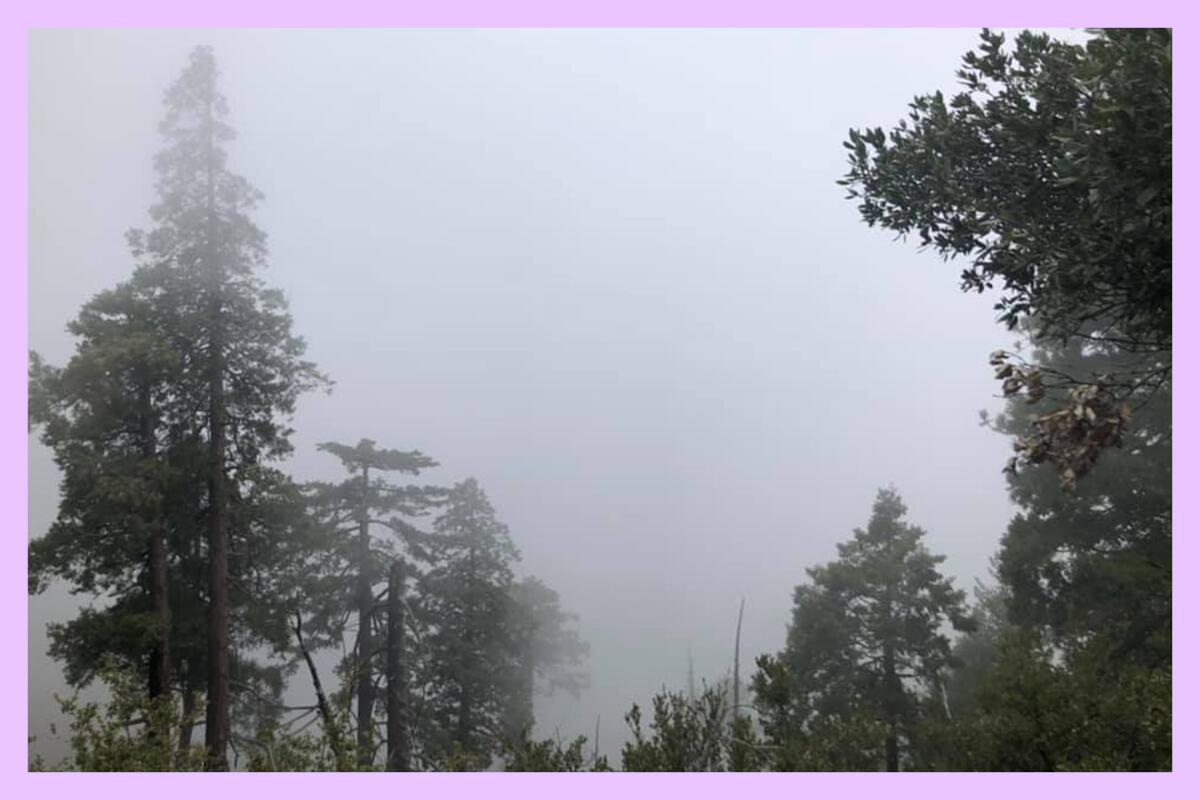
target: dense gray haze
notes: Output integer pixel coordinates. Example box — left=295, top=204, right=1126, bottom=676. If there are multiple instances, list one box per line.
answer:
left=29, top=28, right=1077, bottom=765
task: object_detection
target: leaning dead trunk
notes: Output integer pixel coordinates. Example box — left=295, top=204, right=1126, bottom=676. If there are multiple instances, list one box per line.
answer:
left=293, top=610, right=350, bottom=770
left=386, top=560, right=410, bottom=772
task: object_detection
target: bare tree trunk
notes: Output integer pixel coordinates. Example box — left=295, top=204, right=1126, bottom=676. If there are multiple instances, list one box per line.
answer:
left=203, top=93, right=231, bottom=772
left=355, top=464, right=375, bottom=768
left=386, top=560, right=410, bottom=772
left=733, top=597, right=744, bottom=724
left=592, top=716, right=600, bottom=767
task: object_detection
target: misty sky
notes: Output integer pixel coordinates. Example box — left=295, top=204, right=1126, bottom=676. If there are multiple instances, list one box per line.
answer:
left=28, top=28, right=1080, bottom=765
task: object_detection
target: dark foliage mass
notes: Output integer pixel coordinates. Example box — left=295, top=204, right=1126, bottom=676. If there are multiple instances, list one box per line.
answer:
left=841, top=28, right=1170, bottom=488
left=31, top=28, right=1169, bottom=772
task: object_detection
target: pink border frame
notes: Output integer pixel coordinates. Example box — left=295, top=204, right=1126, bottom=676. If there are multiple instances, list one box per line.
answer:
left=4, top=1, right=1193, bottom=795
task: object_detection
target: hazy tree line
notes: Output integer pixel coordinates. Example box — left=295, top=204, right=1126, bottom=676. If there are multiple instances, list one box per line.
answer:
left=29, top=28, right=1169, bottom=772
left=27, top=47, right=586, bottom=772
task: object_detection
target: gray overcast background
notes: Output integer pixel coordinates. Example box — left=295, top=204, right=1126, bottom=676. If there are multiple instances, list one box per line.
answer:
left=29, top=28, right=1078, bottom=766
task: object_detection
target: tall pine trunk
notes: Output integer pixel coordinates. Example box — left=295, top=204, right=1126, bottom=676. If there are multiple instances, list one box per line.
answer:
left=386, top=560, right=410, bottom=771
left=882, top=640, right=899, bottom=772
left=141, top=388, right=170, bottom=703
left=203, top=93, right=231, bottom=772
left=356, top=464, right=375, bottom=768
left=881, top=576, right=902, bottom=773
left=455, top=544, right=475, bottom=755
left=148, top=532, right=170, bottom=700
left=204, top=359, right=230, bottom=771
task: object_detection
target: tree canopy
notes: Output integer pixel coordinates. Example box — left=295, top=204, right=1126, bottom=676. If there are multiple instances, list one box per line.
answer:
left=840, top=29, right=1171, bottom=486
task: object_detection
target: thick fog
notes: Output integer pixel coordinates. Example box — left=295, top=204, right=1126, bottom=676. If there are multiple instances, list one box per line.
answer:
left=28, top=28, right=1071, bottom=765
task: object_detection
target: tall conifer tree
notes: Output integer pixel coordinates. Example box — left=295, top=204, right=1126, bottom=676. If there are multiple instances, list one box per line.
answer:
left=306, top=439, right=441, bottom=767
left=769, top=489, right=972, bottom=770
left=124, top=46, right=326, bottom=768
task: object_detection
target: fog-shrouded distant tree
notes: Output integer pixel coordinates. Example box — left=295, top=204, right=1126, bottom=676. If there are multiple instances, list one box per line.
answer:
left=501, top=576, right=589, bottom=744
left=763, top=488, right=973, bottom=771
left=406, top=479, right=589, bottom=768
left=414, top=478, right=520, bottom=768
left=941, top=579, right=1014, bottom=720
left=840, top=29, right=1171, bottom=486
left=305, top=438, right=443, bottom=768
